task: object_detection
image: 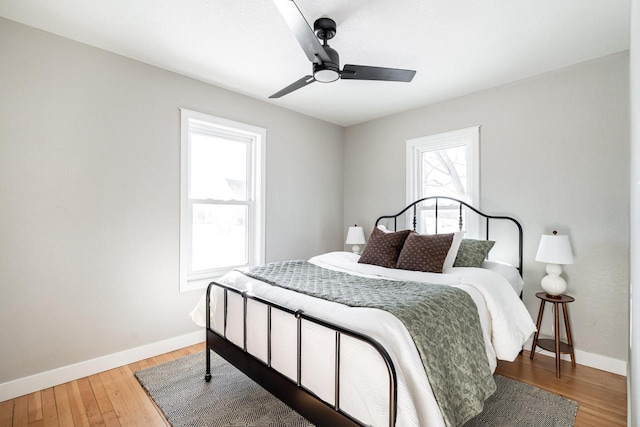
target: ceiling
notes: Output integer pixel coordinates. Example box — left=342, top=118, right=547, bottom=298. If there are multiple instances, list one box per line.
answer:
left=0, top=0, right=630, bottom=127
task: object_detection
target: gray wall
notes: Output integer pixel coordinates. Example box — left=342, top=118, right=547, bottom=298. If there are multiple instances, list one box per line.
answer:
left=629, top=0, right=638, bottom=424
left=344, top=52, right=630, bottom=362
left=0, top=18, right=344, bottom=383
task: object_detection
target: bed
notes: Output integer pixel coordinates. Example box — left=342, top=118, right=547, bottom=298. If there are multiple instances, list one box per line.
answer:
left=190, top=196, right=537, bottom=427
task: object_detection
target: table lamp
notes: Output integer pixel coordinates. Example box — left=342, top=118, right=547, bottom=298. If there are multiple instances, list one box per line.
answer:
left=346, top=225, right=366, bottom=254
left=535, top=230, right=574, bottom=298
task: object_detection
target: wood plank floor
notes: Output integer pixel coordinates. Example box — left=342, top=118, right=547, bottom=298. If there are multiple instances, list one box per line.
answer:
left=496, top=350, right=627, bottom=426
left=0, top=343, right=627, bottom=426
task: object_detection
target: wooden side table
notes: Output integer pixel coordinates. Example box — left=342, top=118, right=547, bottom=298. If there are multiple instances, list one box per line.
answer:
left=530, top=292, right=576, bottom=378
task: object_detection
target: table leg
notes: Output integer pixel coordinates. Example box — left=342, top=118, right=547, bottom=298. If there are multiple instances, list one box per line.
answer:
left=530, top=298, right=546, bottom=359
left=562, top=302, right=576, bottom=367
left=554, top=302, right=561, bottom=378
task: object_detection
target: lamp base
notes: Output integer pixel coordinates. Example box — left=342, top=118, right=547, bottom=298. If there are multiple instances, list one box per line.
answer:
left=540, top=263, right=567, bottom=296
left=545, top=293, right=563, bottom=299
left=351, top=245, right=361, bottom=255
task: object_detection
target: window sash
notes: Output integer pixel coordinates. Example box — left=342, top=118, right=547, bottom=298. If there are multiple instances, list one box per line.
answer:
left=406, top=126, right=479, bottom=235
left=418, top=144, right=468, bottom=199
left=186, top=200, right=252, bottom=279
left=187, top=129, right=252, bottom=202
left=180, top=109, right=265, bottom=292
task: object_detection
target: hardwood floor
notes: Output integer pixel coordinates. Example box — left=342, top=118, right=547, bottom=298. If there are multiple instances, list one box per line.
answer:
left=496, top=350, right=627, bottom=426
left=0, top=344, right=627, bottom=426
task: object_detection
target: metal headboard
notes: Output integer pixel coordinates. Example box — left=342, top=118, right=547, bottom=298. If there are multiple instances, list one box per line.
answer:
left=374, top=196, right=523, bottom=277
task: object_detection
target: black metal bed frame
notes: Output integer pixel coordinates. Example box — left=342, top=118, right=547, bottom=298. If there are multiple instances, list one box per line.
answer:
left=205, top=281, right=397, bottom=427
left=204, top=196, right=523, bottom=427
left=375, top=196, right=523, bottom=277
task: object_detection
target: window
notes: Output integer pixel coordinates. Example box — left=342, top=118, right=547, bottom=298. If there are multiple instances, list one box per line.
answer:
left=406, top=126, right=479, bottom=235
left=180, top=109, right=265, bottom=292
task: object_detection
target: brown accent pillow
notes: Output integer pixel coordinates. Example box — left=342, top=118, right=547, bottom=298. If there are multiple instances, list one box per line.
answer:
left=396, top=233, right=455, bottom=273
left=358, top=228, right=412, bottom=269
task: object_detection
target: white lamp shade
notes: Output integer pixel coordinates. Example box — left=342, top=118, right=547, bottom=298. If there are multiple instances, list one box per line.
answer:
left=346, top=226, right=366, bottom=245
left=535, top=233, right=574, bottom=265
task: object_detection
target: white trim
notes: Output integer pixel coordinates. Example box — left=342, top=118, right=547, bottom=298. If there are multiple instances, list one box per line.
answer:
left=180, top=275, right=225, bottom=292
left=0, top=331, right=204, bottom=402
left=406, top=126, right=480, bottom=234
left=524, top=338, right=627, bottom=376
left=179, top=108, right=266, bottom=292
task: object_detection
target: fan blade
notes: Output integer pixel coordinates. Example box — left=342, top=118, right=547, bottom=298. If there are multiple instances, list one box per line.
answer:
left=273, top=0, right=331, bottom=64
left=341, top=64, right=416, bottom=82
left=269, top=75, right=316, bottom=98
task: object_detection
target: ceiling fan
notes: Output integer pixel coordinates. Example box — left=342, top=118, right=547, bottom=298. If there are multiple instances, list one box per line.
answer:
left=269, top=0, right=417, bottom=99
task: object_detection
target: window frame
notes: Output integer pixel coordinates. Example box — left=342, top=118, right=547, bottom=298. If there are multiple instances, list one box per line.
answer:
left=179, top=108, right=266, bottom=292
left=405, top=126, right=480, bottom=235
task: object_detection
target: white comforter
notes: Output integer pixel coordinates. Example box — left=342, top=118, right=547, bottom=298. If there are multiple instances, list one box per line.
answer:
left=190, top=252, right=536, bottom=427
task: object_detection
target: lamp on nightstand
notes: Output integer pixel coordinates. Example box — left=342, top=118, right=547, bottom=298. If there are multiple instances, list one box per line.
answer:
left=535, top=230, right=574, bottom=298
left=346, top=225, right=366, bottom=255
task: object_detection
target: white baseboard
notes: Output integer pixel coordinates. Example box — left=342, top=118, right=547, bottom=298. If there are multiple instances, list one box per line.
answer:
left=523, top=337, right=628, bottom=376
left=0, top=330, right=204, bottom=402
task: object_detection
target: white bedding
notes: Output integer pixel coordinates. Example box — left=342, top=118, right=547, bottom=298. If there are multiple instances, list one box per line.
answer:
left=190, top=252, right=536, bottom=427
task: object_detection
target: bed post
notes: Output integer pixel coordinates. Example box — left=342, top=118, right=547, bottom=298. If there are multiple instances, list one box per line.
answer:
left=205, top=282, right=213, bottom=382
left=412, top=205, right=417, bottom=231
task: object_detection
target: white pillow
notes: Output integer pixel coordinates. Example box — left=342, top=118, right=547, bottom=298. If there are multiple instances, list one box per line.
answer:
left=442, top=231, right=465, bottom=270
left=377, top=224, right=392, bottom=233
left=482, top=260, right=524, bottom=295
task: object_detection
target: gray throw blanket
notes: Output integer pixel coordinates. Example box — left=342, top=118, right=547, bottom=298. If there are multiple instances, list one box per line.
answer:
left=244, top=261, right=496, bottom=427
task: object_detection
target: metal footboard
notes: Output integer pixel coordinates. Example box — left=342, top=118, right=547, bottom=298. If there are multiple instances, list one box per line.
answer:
left=205, top=281, right=398, bottom=427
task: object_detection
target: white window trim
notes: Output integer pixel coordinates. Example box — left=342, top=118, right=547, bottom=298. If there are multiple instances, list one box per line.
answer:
left=405, top=126, right=480, bottom=234
left=179, top=108, right=266, bottom=292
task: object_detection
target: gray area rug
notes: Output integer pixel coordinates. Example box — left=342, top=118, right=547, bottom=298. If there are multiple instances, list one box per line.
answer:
left=463, top=375, right=578, bottom=427
left=135, top=351, right=578, bottom=427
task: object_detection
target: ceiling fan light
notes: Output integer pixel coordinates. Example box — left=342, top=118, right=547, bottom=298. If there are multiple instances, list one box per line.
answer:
left=314, top=69, right=340, bottom=83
